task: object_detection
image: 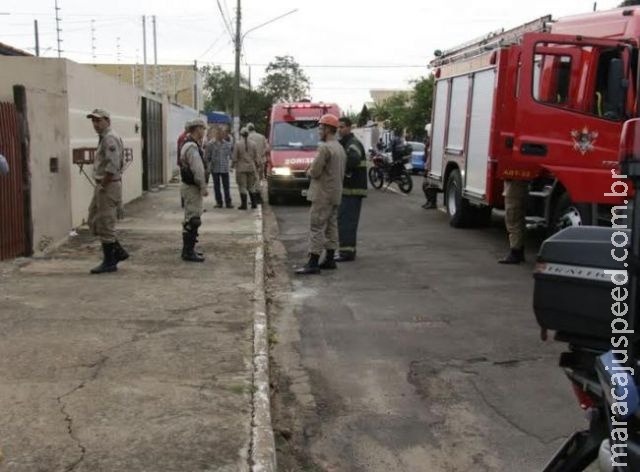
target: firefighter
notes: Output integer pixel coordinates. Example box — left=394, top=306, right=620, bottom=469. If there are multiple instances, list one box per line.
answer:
left=335, top=117, right=367, bottom=262
left=247, top=122, right=269, bottom=183
left=86, top=108, right=129, bottom=274
left=180, top=118, right=209, bottom=262
left=232, top=127, right=260, bottom=210
left=296, top=114, right=346, bottom=275
left=499, top=179, right=528, bottom=264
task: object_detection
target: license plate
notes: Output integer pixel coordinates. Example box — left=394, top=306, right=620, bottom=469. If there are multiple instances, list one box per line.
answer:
left=405, top=163, right=413, bottom=170
left=301, top=189, right=308, bottom=197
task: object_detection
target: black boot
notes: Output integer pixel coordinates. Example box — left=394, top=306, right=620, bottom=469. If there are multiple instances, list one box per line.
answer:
left=256, top=192, right=263, bottom=205
left=182, top=232, right=205, bottom=262
left=498, top=248, right=525, bottom=264
left=113, top=240, right=129, bottom=262
left=90, top=242, right=118, bottom=274
left=237, top=194, right=248, bottom=210
left=335, top=251, right=356, bottom=262
left=249, top=192, right=258, bottom=209
left=295, top=253, right=321, bottom=275
left=319, top=249, right=337, bottom=269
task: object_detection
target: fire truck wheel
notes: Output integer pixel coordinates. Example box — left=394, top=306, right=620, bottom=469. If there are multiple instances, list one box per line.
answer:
left=550, top=191, right=592, bottom=235
left=445, top=169, right=473, bottom=228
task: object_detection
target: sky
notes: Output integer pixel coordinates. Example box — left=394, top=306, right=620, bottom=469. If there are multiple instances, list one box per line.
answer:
left=0, top=0, right=623, bottom=113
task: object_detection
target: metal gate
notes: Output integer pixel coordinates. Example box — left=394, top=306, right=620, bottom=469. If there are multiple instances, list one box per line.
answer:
left=141, top=97, right=163, bottom=190
left=0, top=102, right=26, bottom=260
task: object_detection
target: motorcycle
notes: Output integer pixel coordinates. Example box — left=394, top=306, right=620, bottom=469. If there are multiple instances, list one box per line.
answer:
left=534, top=118, right=640, bottom=471
left=367, top=147, right=413, bottom=194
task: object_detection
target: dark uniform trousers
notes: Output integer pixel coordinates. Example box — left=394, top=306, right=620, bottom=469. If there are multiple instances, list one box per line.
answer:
left=338, top=196, right=363, bottom=256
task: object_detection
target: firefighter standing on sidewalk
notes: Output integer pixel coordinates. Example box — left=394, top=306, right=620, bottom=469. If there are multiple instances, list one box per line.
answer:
left=86, top=108, right=129, bottom=274
left=296, top=114, right=346, bottom=275
left=335, top=117, right=367, bottom=262
left=232, top=127, right=261, bottom=210
left=247, top=122, right=269, bottom=182
left=180, top=118, right=209, bottom=262
left=499, top=179, right=528, bottom=264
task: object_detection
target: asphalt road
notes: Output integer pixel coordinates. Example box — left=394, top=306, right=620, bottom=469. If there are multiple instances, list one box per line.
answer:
left=267, top=176, right=587, bottom=472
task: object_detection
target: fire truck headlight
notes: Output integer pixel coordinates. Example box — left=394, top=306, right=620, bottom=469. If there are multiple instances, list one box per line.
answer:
left=272, top=166, right=292, bottom=176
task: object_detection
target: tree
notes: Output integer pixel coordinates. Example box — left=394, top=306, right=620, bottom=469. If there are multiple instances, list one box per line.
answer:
left=357, top=104, right=371, bottom=127
left=259, top=55, right=310, bottom=102
left=619, top=0, right=640, bottom=6
left=201, top=65, right=273, bottom=133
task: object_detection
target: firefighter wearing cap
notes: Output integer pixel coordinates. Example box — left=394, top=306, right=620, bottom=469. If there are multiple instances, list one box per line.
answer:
left=232, top=127, right=260, bottom=210
left=86, top=108, right=129, bottom=274
left=296, top=114, right=346, bottom=275
left=180, top=118, right=209, bottom=262
left=336, top=116, right=367, bottom=262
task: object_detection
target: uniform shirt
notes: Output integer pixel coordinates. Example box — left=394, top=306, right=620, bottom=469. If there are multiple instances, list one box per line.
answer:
left=232, top=137, right=260, bottom=173
left=339, top=133, right=367, bottom=197
left=248, top=131, right=268, bottom=163
left=94, top=128, right=124, bottom=180
left=205, top=138, right=232, bottom=174
left=307, top=136, right=346, bottom=206
left=180, top=141, right=207, bottom=192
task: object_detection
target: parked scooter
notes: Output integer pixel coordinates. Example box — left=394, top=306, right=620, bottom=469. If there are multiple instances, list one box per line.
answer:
left=534, top=119, right=640, bottom=471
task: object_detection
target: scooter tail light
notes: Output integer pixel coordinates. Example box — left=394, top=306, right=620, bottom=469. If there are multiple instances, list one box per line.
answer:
left=571, top=382, right=596, bottom=410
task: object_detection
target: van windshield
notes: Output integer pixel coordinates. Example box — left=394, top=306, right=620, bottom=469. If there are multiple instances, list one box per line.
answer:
left=272, top=121, right=319, bottom=150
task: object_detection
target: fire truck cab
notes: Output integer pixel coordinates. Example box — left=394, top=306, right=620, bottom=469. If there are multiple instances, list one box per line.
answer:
left=428, top=8, right=636, bottom=230
left=267, top=101, right=341, bottom=203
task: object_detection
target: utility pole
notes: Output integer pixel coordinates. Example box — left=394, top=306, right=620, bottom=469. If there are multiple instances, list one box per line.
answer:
left=91, top=19, right=96, bottom=63
left=142, top=15, right=148, bottom=91
left=233, top=0, right=242, bottom=138
left=152, top=15, right=158, bottom=92
left=54, top=0, right=62, bottom=57
left=116, top=37, right=122, bottom=81
left=33, top=20, right=39, bottom=57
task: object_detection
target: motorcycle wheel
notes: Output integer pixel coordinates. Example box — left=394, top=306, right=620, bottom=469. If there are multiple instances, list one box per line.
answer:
left=368, top=167, right=384, bottom=189
left=397, top=171, right=413, bottom=193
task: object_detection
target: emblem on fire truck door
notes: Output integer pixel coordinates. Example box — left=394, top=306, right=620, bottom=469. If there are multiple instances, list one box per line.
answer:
left=570, top=127, right=599, bottom=155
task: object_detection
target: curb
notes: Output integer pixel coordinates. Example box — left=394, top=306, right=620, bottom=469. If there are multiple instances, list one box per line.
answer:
left=250, top=204, right=277, bottom=472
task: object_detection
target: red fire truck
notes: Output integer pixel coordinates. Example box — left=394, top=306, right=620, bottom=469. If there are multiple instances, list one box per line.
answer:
left=427, top=8, right=635, bottom=230
left=266, top=101, right=341, bottom=203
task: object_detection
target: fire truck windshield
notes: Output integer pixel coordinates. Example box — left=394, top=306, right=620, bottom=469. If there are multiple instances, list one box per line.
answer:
left=271, top=121, right=319, bottom=150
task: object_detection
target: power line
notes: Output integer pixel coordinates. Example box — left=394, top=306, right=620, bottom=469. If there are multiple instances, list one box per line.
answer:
left=216, top=0, right=234, bottom=42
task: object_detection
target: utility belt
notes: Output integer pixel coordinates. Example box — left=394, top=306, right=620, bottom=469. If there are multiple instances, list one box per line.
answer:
left=95, top=178, right=121, bottom=184
left=180, top=166, right=197, bottom=185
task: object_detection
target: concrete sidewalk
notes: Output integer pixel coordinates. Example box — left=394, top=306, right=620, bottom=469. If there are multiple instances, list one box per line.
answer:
left=0, top=182, right=273, bottom=472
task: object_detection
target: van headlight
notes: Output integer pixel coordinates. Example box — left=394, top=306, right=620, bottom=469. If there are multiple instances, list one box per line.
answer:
left=272, top=166, right=292, bottom=176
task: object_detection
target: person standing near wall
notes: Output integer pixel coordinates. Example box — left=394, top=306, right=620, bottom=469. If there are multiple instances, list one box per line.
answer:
left=335, top=117, right=367, bottom=262
left=295, top=114, right=346, bottom=275
left=231, top=127, right=260, bottom=210
left=205, top=126, right=233, bottom=209
left=246, top=122, right=269, bottom=183
left=86, top=108, right=129, bottom=274
left=179, top=118, right=209, bottom=262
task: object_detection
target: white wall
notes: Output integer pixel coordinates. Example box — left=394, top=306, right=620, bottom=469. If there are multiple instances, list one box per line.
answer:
left=66, top=61, right=143, bottom=228
left=166, top=102, right=202, bottom=182
left=0, top=57, right=72, bottom=252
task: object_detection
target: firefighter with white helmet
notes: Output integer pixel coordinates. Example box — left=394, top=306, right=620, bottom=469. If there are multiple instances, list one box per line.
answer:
left=296, top=113, right=346, bottom=275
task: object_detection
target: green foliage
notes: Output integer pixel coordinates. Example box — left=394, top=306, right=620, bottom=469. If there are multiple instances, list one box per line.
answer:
left=357, top=104, right=371, bottom=126
left=259, top=55, right=311, bottom=102
left=619, top=0, right=640, bottom=6
left=201, top=65, right=273, bottom=133
left=371, top=75, right=434, bottom=139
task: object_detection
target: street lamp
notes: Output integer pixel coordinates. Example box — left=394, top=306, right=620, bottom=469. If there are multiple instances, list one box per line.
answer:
left=233, top=6, right=298, bottom=138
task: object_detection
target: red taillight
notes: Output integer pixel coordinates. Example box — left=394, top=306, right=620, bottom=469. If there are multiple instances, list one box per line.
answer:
left=435, top=68, right=441, bottom=79
left=490, top=51, right=497, bottom=65
left=571, top=382, right=596, bottom=410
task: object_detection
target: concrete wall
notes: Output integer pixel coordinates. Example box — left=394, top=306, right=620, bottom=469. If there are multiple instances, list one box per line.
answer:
left=66, top=61, right=143, bottom=228
left=0, top=57, right=72, bottom=252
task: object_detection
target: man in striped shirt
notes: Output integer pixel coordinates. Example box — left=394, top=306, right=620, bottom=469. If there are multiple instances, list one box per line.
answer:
left=205, top=126, right=233, bottom=209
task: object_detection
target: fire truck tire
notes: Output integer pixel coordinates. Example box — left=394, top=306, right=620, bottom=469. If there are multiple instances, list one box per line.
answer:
left=268, top=191, right=279, bottom=205
left=550, top=191, right=592, bottom=235
left=368, top=167, right=384, bottom=189
left=445, top=169, right=474, bottom=228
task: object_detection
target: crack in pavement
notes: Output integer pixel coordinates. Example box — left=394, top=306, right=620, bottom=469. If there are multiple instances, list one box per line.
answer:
left=468, top=378, right=567, bottom=446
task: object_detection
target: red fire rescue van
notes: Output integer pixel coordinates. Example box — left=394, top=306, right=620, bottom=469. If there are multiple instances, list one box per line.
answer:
left=427, top=9, right=635, bottom=231
left=266, top=101, right=341, bottom=203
